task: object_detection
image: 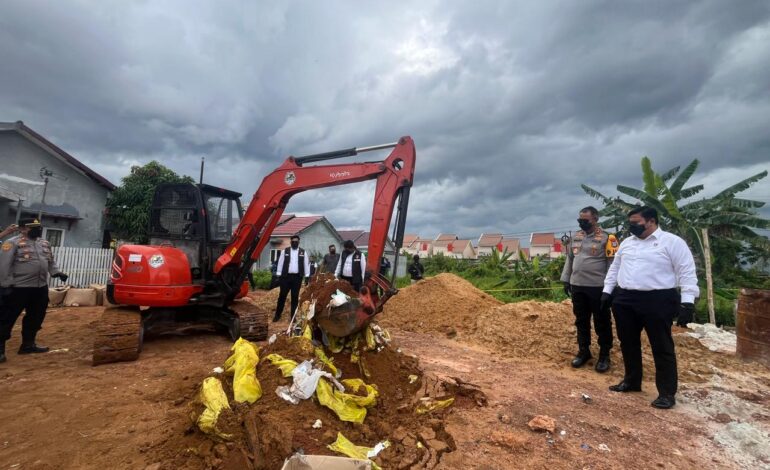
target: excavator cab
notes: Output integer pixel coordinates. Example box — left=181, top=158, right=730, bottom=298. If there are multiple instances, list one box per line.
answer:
left=148, top=183, right=244, bottom=283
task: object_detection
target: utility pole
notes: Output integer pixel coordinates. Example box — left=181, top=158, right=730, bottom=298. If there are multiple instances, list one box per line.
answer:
left=702, top=227, right=716, bottom=324
left=199, top=157, right=205, bottom=184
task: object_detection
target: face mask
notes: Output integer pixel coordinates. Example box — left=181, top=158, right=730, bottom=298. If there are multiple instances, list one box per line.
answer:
left=27, top=227, right=42, bottom=239
left=628, top=223, right=646, bottom=237
left=330, top=249, right=335, bottom=254
left=290, top=241, right=299, bottom=249
left=577, top=219, right=593, bottom=232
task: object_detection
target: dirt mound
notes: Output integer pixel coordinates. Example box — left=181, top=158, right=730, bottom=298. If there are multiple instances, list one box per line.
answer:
left=247, top=285, right=308, bottom=320
left=473, top=301, right=770, bottom=384
left=150, top=335, right=464, bottom=469
left=380, top=274, right=501, bottom=338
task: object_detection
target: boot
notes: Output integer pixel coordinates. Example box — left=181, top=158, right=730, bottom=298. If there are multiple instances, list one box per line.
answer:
left=18, top=342, right=49, bottom=354
left=595, top=354, right=611, bottom=373
left=0, top=342, right=6, bottom=363
left=571, top=350, right=592, bottom=368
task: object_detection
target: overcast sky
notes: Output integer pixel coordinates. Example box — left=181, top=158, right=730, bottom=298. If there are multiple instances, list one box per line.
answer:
left=2, top=0, right=769, bottom=243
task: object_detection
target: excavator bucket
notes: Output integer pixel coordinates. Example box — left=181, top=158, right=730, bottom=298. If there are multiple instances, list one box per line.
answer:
left=315, top=298, right=372, bottom=338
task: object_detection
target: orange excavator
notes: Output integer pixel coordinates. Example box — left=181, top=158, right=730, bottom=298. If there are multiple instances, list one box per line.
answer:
left=93, top=136, right=416, bottom=364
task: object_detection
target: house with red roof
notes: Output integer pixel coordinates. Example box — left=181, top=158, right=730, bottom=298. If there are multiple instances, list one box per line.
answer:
left=529, top=232, right=563, bottom=259
left=432, top=238, right=476, bottom=259
left=256, top=214, right=343, bottom=269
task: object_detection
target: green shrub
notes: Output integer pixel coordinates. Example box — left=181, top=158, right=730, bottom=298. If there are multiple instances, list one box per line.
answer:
left=250, top=269, right=274, bottom=290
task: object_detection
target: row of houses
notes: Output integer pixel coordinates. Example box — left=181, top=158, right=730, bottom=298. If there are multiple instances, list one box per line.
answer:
left=402, top=232, right=564, bottom=260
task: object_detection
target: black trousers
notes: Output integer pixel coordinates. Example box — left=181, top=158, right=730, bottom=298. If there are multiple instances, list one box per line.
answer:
left=571, top=285, right=613, bottom=354
left=275, top=274, right=302, bottom=320
left=0, top=287, right=50, bottom=344
left=340, top=275, right=362, bottom=293
left=612, top=288, right=679, bottom=397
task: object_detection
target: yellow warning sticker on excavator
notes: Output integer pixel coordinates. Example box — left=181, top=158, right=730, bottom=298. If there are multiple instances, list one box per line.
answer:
left=230, top=247, right=238, bottom=257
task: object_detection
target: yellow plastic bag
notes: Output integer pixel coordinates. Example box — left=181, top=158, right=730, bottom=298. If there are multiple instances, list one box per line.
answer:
left=316, top=377, right=378, bottom=423
left=314, top=347, right=339, bottom=377
left=415, top=397, right=455, bottom=415
left=327, top=432, right=385, bottom=470
left=327, top=334, right=345, bottom=353
left=223, top=337, right=262, bottom=404
left=263, top=353, right=298, bottom=377
left=196, top=377, right=232, bottom=439
left=365, top=326, right=376, bottom=350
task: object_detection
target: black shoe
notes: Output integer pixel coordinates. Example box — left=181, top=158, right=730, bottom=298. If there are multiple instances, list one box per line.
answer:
left=651, top=395, right=676, bottom=409
left=0, top=353, right=6, bottom=363
left=609, top=381, right=641, bottom=393
left=272, top=316, right=281, bottom=323
left=571, top=352, right=592, bottom=368
left=595, top=356, right=611, bottom=373
left=18, top=344, right=49, bottom=354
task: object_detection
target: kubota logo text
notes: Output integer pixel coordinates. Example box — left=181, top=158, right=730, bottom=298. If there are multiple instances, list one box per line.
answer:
left=330, top=171, right=351, bottom=179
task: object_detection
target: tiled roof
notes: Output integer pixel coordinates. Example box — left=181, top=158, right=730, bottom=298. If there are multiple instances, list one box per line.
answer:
left=478, top=233, right=503, bottom=247
left=403, top=234, right=419, bottom=246
left=499, top=238, right=520, bottom=253
left=435, top=233, right=458, bottom=241
left=337, top=230, right=366, bottom=244
left=530, top=232, right=555, bottom=246
left=272, top=215, right=323, bottom=236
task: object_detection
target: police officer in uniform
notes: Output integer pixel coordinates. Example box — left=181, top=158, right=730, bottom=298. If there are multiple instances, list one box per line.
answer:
left=0, top=218, right=69, bottom=363
left=561, top=206, right=616, bottom=373
left=273, top=235, right=310, bottom=322
left=335, top=240, right=366, bottom=292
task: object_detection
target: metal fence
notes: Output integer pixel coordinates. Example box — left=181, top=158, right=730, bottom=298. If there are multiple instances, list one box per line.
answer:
left=49, top=246, right=114, bottom=288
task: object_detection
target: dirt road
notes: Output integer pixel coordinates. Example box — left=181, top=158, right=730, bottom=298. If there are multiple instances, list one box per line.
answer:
left=0, top=304, right=767, bottom=469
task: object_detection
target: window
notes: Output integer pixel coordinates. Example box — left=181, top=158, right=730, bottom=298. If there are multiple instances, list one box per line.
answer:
left=270, top=249, right=282, bottom=263
left=43, top=228, right=65, bottom=247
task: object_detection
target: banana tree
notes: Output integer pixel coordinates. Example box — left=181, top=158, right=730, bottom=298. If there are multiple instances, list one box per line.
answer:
left=583, top=157, right=768, bottom=264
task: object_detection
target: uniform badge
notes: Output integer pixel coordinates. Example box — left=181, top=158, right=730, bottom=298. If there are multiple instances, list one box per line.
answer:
left=1, top=242, right=11, bottom=251
left=24, top=254, right=30, bottom=259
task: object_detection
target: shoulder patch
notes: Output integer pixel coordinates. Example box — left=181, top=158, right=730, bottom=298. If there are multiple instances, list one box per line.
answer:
left=1, top=242, right=11, bottom=251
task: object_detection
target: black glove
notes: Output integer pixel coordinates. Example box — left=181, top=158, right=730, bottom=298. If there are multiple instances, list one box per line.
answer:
left=53, top=272, right=69, bottom=283
left=600, top=293, right=613, bottom=313
left=563, top=282, right=571, bottom=296
left=677, top=303, right=695, bottom=327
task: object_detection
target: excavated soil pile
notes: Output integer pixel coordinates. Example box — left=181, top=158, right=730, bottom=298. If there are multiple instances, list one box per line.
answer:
left=152, top=335, right=460, bottom=469
left=299, top=273, right=357, bottom=311
left=380, top=273, right=501, bottom=338
left=473, top=301, right=770, bottom=383
left=248, top=286, right=308, bottom=320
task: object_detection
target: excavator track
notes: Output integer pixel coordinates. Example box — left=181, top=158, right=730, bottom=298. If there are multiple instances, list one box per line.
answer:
left=230, top=298, right=269, bottom=342
left=92, top=306, right=144, bottom=366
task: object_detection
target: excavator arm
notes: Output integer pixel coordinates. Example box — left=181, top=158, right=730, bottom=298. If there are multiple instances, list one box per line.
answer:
left=213, top=136, right=415, bottom=320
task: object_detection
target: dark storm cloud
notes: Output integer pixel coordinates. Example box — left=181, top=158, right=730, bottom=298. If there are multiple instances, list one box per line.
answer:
left=1, top=0, right=769, bottom=241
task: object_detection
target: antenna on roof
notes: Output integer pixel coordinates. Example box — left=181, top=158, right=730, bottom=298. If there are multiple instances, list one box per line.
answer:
left=37, top=167, right=67, bottom=220
left=199, top=157, right=205, bottom=184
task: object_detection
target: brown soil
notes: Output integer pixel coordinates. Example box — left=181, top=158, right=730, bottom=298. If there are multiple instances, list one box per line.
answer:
left=1, top=277, right=768, bottom=469
left=151, top=334, right=459, bottom=470
left=380, top=274, right=501, bottom=338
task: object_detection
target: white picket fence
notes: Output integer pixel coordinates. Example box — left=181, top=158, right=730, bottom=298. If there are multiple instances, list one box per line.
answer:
left=49, top=247, right=114, bottom=288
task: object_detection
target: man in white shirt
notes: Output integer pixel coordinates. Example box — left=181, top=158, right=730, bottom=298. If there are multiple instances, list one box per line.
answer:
left=335, top=240, right=366, bottom=292
left=273, top=235, right=310, bottom=322
left=602, top=207, right=699, bottom=409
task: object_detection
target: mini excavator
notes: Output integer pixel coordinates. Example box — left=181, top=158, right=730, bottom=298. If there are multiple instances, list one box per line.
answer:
left=93, top=137, right=416, bottom=365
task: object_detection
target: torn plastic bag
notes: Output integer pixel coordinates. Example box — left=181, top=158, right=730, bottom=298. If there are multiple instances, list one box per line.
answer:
left=315, top=377, right=378, bottom=423
left=223, top=337, right=262, bottom=404
left=264, top=353, right=298, bottom=377
left=330, top=289, right=350, bottom=307
left=327, top=432, right=389, bottom=470
left=196, top=377, right=232, bottom=439
left=278, top=360, right=344, bottom=405
left=415, top=396, right=455, bottom=414
left=314, top=347, right=340, bottom=378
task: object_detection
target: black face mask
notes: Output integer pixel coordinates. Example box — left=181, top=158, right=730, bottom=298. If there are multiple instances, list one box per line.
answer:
left=329, top=249, right=336, bottom=254
left=290, top=241, right=299, bottom=249
left=577, top=219, right=593, bottom=232
left=629, top=223, right=646, bottom=237
left=27, top=227, right=43, bottom=239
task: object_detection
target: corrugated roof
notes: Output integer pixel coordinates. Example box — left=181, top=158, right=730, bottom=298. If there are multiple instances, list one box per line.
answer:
left=272, top=215, right=323, bottom=236
left=530, top=232, right=555, bottom=246
left=478, top=233, right=503, bottom=247
left=0, top=121, right=116, bottom=190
